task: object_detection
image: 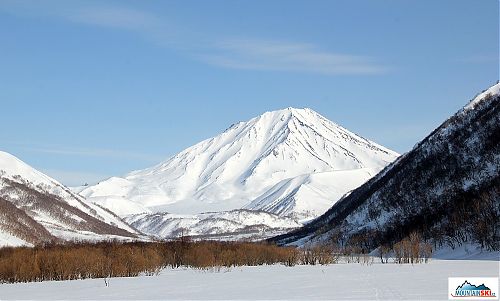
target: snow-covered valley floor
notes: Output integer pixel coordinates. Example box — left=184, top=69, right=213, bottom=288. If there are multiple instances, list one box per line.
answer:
left=1, top=260, right=498, bottom=300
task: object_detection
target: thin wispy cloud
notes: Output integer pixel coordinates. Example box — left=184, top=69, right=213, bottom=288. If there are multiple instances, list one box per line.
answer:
left=0, top=1, right=388, bottom=75
left=0, top=1, right=169, bottom=37
left=68, top=6, right=162, bottom=31
left=200, top=39, right=387, bottom=75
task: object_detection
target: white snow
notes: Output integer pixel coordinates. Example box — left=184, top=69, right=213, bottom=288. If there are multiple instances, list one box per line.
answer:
left=0, top=231, right=31, bottom=248
left=432, top=243, right=500, bottom=261
left=70, top=185, right=90, bottom=194
left=0, top=260, right=497, bottom=300
left=246, top=168, right=378, bottom=222
left=88, top=196, right=151, bottom=217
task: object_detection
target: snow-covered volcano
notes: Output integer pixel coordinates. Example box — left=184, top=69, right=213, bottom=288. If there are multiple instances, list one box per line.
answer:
left=81, top=108, right=398, bottom=226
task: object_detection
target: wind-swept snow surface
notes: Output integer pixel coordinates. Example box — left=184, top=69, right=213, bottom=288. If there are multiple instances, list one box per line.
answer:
left=81, top=108, right=398, bottom=238
left=0, top=260, right=497, bottom=300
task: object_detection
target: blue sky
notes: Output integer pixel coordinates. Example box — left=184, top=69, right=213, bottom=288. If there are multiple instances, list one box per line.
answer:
left=0, top=0, right=498, bottom=186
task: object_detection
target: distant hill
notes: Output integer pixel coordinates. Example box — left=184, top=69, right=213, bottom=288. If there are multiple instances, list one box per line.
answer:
left=0, top=151, right=140, bottom=247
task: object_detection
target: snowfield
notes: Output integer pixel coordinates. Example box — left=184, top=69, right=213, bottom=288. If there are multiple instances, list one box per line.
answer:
left=0, top=260, right=497, bottom=300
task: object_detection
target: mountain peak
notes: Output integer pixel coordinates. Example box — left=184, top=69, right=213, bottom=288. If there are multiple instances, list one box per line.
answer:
left=82, top=107, right=398, bottom=217
left=262, top=107, right=316, bottom=119
left=279, top=106, right=313, bottom=114
left=0, top=150, right=58, bottom=188
left=0, top=150, right=25, bottom=170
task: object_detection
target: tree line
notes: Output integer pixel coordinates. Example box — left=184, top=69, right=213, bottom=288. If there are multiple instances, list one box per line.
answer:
left=0, top=240, right=303, bottom=283
left=0, top=235, right=436, bottom=284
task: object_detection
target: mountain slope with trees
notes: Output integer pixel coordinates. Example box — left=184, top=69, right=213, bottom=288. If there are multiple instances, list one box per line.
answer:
left=0, top=151, right=140, bottom=246
left=272, top=83, right=500, bottom=255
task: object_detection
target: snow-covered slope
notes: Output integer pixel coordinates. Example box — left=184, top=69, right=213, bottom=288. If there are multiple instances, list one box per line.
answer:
left=125, top=210, right=301, bottom=241
left=82, top=108, right=398, bottom=218
left=273, top=83, right=500, bottom=254
left=0, top=151, right=140, bottom=247
left=246, top=168, right=378, bottom=222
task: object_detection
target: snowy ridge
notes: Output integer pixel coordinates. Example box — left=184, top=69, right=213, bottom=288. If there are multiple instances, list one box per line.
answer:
left=463, top=82, right=500, bottom=111
left=0, top=151, right=140, bottom=247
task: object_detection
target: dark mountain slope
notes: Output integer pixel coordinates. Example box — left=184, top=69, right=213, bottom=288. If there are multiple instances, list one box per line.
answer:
left=0, top=196, right=56, bottom=245
left=272, top=83, right=500, bottom=252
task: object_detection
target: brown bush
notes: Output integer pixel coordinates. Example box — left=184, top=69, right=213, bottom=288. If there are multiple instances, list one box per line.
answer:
left=299, top=245, right=338, bottom=265
left=392, top=232, right=432, bottom=264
